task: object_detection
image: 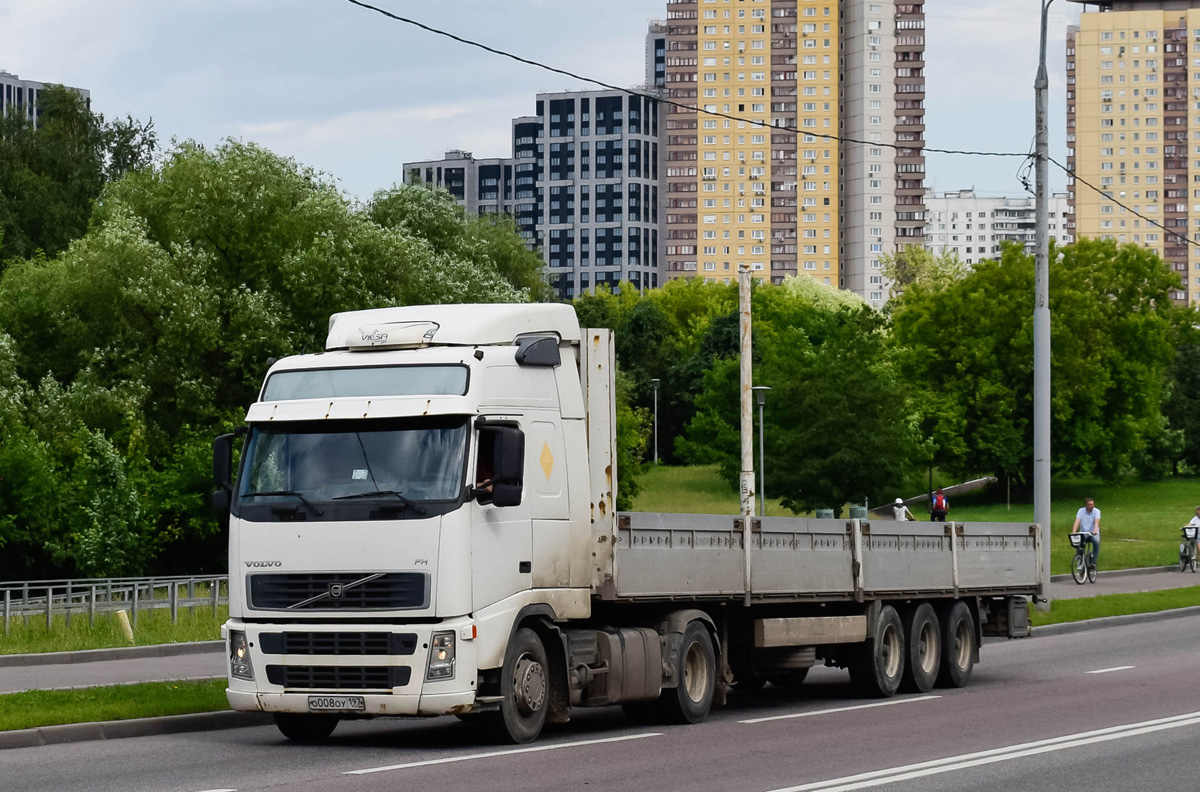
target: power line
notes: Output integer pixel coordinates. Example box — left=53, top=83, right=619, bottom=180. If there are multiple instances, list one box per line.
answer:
left=341, top=0, right=1029, bottom=160
left=1049, top=156, right=1200, bottom=251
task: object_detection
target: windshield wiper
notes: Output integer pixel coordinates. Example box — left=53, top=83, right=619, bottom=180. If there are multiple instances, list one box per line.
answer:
left=333, top=490, right=427, bottom=515
left=241, top=490, right=324, bottom=516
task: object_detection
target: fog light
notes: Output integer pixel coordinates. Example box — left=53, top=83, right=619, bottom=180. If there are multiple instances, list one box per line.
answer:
left=230, top=630, right=254, bottom=680
left=426, top=632, right=455, bottom=680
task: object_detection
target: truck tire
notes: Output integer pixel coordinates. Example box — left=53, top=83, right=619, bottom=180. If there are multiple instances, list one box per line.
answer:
left=489, top=627, right=550, bottom=744
left=273, top=713, right=338, bottom=742
left=660, top=621, right=717, bottom=723
left=849, top=604, right=905, bottom=698
left=900, top=603, right=941, bottom=694
left=936, top=600, right=976, bottom=689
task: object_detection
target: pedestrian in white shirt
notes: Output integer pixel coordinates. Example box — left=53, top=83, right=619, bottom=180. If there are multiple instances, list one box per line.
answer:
left=893, top=497, right=915, bottom=522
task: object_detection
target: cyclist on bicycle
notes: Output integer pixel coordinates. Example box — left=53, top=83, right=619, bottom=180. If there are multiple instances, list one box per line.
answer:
left=1071, top=497, right=1101, bottom=569
left=1185, top=506, right=1200, bottom=533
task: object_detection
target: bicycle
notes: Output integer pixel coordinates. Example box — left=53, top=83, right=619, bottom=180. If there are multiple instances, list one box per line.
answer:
left=1180, top=525, right=1198, bottom=574
left=1069, top=532, right=1098, bottom=585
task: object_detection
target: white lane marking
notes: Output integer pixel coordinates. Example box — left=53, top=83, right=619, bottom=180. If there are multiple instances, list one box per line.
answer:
left=345, top=732, right=662, bottom=775
left=764, top=710, right=1200, bottom=792
left=1086, top=665, right=1135, bottom=675
left=193, top=788, right=237, bottom=792
left=739, top=695, right=941, bottom=725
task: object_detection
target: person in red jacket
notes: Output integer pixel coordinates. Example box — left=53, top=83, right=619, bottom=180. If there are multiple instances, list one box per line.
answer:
left=930, top=488, right=949, bottom=522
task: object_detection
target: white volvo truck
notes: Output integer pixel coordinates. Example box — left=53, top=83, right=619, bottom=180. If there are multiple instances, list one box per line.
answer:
left=214, top=303, right=1040, bottom=744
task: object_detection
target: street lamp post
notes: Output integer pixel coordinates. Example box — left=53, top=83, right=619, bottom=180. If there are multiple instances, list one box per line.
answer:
left=752, top=386, right=771, bottom=517
left=1034, top=0, right=1054, bottom=610
left=649, top=378, right=661, bottom=464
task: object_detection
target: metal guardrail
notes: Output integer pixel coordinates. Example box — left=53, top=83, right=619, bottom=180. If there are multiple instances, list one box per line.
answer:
left=0, top=575, right=229, bottom=635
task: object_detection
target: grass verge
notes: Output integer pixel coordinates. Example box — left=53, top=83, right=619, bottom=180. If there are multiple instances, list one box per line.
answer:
left=0, top=679, right=229, bottom=732
left=1031, top=585, right=1200, bottom=627
left=1, top=606, right=228, bottom=655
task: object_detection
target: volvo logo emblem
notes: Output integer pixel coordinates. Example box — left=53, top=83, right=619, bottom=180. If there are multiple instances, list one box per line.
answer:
left=328, top=584, right=344, bottom=599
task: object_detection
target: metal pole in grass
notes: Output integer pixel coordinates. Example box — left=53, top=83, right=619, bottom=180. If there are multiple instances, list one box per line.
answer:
left=188, top=578, right=195, bottom=617
left=131, top=583, right=139, bottom=629
left=170, top=582, right=178, bottom=623
left=65, top=580, right=72, bottom=628
left=45, top=584, right=52, bottom=631
left=89, top=585, right=96, bottom=627
left=211, top=579, right=219, bottom=617
left=4, top=589, right=9, bottom=636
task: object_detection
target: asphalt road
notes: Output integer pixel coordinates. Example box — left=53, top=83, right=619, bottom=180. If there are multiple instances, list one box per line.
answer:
left=0, top=652, right=224, bottom=694
left=3, top=613, right=1198, bottom=792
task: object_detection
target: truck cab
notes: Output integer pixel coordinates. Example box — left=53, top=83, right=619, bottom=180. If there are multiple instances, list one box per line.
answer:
left=217, top=304, right=610, bottom=742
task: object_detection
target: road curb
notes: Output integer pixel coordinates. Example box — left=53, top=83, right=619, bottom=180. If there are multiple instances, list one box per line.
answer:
left=1032, top=604, right=1200, bottom=638
left=0, top=710, right=272, bottom=750
left=1048, top=565, right=1176, bottom=584
left=0, top=641, right=223, bottom=668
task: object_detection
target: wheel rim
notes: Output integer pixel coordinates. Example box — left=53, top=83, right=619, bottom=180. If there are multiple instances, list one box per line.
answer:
left=918, top=620, right=938, bottom=676
left=953, top=618, right=971, bottom=670
left=512, top=653, right=546, bottom=717
left=880, top=622, right=901, bottom=679
left=683, top=640, right=710, bottom=703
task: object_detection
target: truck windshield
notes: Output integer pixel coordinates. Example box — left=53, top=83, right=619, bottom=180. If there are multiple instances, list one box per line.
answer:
left=235, top=417, right=468, bottom=520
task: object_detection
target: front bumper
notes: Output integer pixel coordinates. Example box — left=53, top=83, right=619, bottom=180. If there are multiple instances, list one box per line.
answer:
left=224, top=617, right=478, bottom=717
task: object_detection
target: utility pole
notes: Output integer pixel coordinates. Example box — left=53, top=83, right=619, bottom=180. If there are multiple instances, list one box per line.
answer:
left=739, top=265, right=755, bottom=606
left=650, top=378, right=661, bottom=464
left=1034, top=0, right=1053, bottom=610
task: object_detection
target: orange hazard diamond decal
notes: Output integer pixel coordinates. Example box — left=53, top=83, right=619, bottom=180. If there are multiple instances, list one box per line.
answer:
left=540, top=442, right=554, bottom=479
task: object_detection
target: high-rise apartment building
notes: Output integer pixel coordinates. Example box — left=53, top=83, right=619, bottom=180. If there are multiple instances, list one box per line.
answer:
left=660, top=0, right=924, bottom=302
left=0, top=70, right=90, bottom=129
left=404, top=90, right=664, bottom=300
left=925, top=189, right=1073, bottom=265
left=1067, top=0, right=1197, bottom=305
left=404, top=150, right=517, bottom=217
left=525, top=90, right=663, bottom=299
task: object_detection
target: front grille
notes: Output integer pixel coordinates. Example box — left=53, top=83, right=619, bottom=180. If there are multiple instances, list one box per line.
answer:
left=248, top=572, right=428, bottom=611
left=259, top=632, right=418, bottom=656
left=265, top=665, right=411, bottom=690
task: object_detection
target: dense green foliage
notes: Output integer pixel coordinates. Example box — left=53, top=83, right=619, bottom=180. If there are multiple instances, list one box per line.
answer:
left=0, top=141, right=536, bottom=579
left=0, top=85, right=155, bottom=263
left=892, top=240, right=1184, bottom=488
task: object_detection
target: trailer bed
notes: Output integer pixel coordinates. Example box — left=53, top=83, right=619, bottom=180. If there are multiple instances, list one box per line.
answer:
left=608, top=513, right=1040, bottom=602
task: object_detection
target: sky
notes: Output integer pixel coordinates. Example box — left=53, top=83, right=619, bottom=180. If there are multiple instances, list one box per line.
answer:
left=1, top=0, right=1081, bottom=202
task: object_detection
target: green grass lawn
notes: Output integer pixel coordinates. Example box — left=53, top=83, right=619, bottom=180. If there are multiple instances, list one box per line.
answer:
left=1031, top=585, right=1200, bottom=627
left=633, top=465, right=1199, bottom=574
left=0, top=679, right=229, bottom=732
left=1, top=605, right=227, bottom=655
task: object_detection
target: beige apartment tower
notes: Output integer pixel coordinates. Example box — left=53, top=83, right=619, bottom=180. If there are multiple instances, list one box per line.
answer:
left=661, top=0, right=925, bottom=304
left=1067, top=0, right=1199, bottom=305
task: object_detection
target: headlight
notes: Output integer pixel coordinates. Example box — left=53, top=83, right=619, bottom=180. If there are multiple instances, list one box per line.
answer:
left=426, top=631, right=456, bottom=680
left=230, top=630, right=254, bottom=680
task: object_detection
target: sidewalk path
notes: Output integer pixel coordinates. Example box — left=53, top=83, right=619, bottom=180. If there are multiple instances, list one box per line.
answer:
left=0, top=649, right=224, bottom=694
left=1048, top=565, right=1199, bottom=601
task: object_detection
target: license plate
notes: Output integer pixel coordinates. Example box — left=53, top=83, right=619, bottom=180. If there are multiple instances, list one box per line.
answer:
left=308, top=695, right=366, bottom=712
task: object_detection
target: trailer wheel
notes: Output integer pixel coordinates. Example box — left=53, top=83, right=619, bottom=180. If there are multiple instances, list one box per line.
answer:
left=937, top=601, right=975, bottom=688
left=661, top=621, right=717, bottom=723
left=488, top=627, right=550, bottom=744
left=273, top=713, right=338, bottom=742
left=849, top=604, right=905, bottom=698
left=900, top=603, right=941, bottom=694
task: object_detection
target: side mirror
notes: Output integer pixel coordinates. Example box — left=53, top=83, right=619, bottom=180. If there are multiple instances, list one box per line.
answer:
left=477, top=424, right=524, bottom=508
left=212, top=433, right=235, bottom=525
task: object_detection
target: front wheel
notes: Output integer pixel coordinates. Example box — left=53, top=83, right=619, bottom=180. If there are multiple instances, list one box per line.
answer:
left=1191, top=550, right=1197, bottom=574
left=1071, top=552, right=1087, bottom=584
left=1182, top=546, right=1189, bottom=573
left=273, top=713, right=339, bottom=742
left=488, top=627, right=550, bottom=744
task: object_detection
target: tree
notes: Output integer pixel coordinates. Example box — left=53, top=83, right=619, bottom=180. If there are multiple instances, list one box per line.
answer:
left=0, top=85, right=156, bottom=263
left=0, top=140, right=528, bottom=577
left=879, top=245, right=966, bottom=301
left=891, top=240, right=1181, bottom=487
left=679, top=283, right=916, bottom=515
left=1161, top=317, right=1200, bottom=474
